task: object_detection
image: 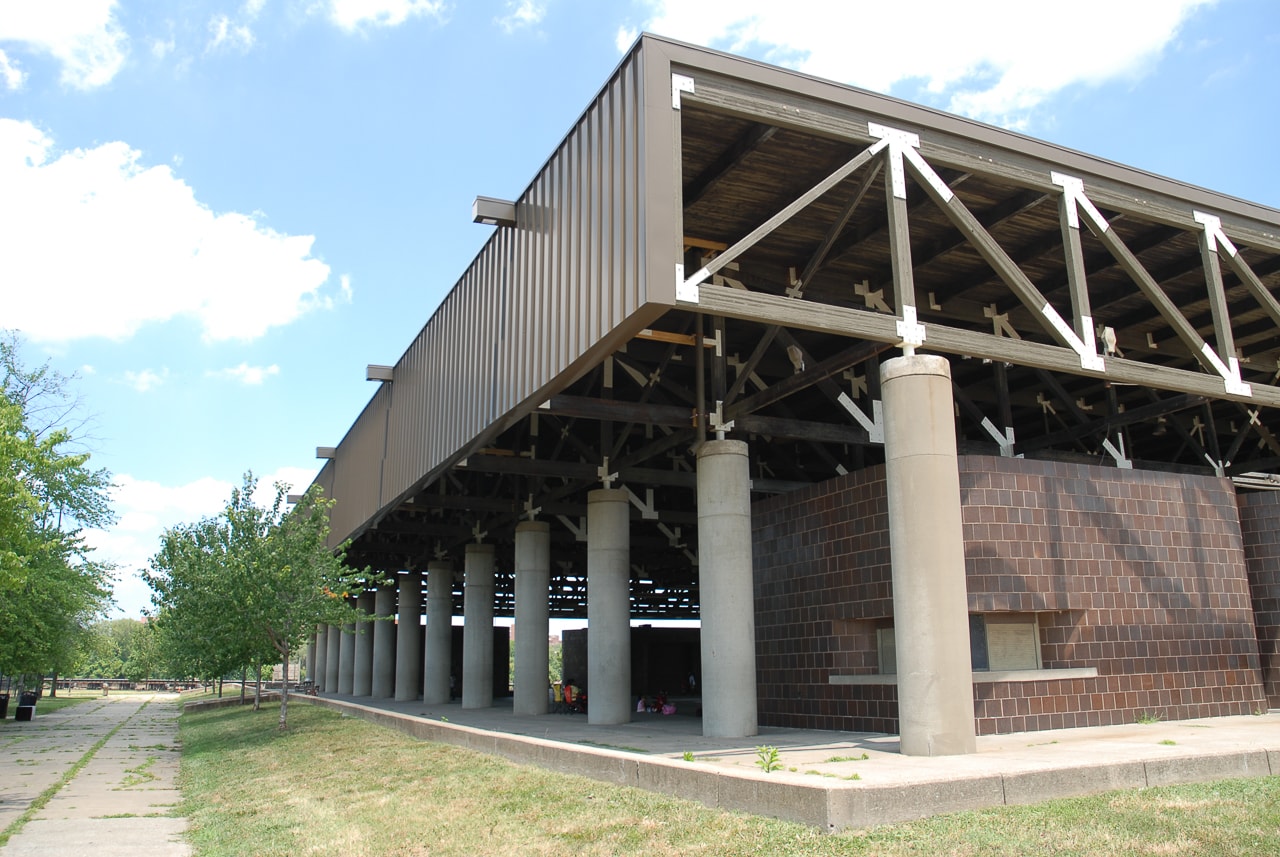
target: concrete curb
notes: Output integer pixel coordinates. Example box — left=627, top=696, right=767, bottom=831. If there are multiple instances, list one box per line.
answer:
left=181, top=693, right=280, bottom=712
left=300, top=696, right=1278, bottom=831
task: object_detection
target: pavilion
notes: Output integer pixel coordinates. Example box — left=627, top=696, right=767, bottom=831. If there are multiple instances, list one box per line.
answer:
left=307, top=35, right=1280, bottom=756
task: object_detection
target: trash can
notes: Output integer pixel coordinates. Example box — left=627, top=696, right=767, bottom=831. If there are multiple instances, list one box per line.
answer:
left=15, top=691, right=36, bottom=721
left=0, top=693, right=8, bottom=719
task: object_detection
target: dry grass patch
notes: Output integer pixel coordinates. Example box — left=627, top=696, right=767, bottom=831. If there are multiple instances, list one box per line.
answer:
left=179, top=702, right=1280, bottom=857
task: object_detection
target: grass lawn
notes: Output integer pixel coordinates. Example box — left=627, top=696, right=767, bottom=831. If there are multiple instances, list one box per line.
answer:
left=2, top=689, right=95, bottom=718
left=178, top=701, right=1280, bottom=857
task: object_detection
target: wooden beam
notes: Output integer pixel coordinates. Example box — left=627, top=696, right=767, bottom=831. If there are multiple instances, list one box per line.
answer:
left=905, top=153, right=1081, bottom=353
left=682, top=140, right=885, bottom=289
left=734, top=413, right=872, bottom=445
left=884, top=160, right=916, bottom=318
left=794, top=160, right=883, bottom=294
left=727, top=339, right=891, bottom=419
left=694, top=285, right=1280, bottom=406
left=682, top=123, right=778, bottom=208
left=541, top=395, right=695, bottom=428
left=635, top=328, right=698, bottom=346
left=1017, top=393, right=1208, bottom=454
left=1086, top=218, right=1225, bottom=378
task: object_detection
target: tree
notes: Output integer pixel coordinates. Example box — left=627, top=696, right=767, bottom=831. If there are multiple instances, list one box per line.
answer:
left=0, top=332, right=114, bottom=683
left=78, top=618, right=157, bottom=681
left=147, top=515, right=264, bottom=685
left=146, top=474, right=378, bottom=728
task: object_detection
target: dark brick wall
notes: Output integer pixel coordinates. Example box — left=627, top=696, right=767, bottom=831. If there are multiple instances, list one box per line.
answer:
left=1239, top=490, right=1280, bottom=707
left=753, top=467, right=893, bottom=732
left=752, top=456, right=1269, bottom=735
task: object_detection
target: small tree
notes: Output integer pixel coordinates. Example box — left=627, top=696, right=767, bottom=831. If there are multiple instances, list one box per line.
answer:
left=262, top=482, right=376, bottom=727
left=146, top=474, right=377, bottom=728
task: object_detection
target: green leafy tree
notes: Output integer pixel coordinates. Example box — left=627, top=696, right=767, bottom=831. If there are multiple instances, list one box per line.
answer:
left=146, top=474, right=377, bottom=728
left=147, top=515, right=263, bottom=685
left=77, top=619, right=157, bottom=681
left=0, top=332, right=114, bottom=683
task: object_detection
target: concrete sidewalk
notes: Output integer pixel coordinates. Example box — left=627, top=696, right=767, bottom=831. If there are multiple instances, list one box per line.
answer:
left=0, top=694, right=188, bottom=857
left=306, top=692, right=1280, bottom=831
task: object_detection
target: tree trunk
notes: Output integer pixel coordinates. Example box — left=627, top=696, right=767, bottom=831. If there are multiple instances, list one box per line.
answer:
left=240, top=668, right=247, bottom=705
left=217, top=677, right=223, bottom=698
left=252, top=665, right=262, bottom=711
left=278, top=641, right=290, bottom=730
left=49, top=673, right=57, bottom=698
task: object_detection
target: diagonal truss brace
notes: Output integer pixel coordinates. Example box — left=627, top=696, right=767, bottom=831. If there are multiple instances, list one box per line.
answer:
left=681, top=120, right=1271, bottom=406
left=1058, top=178, right=1250, bottom=398
left=678, top=137, right=889, bottom=301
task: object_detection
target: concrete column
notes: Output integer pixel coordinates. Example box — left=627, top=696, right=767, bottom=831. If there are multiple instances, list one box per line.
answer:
left=306, top=638, right=317, bottom=687
left=313, top=626, right=327, bottom=691
left=337, top=617, right=355, bottom=695
left=353, top=591, right=375, bottom=697
left=462, top=544, right=495, bottom=709
left=395, top=570, right=423, bottom=701
left=324, top=623, right=340, bottom=693
left=423, top=560, right=454, bottom=705
left=514, top=521, right=551, bottom=715
left=697, top=439, right=759, bottom=738
left=587, top=488, right=631, bottom=726
left=882, top=354, right=976, bottom=756
left=371, top=585, right=397, bottom=698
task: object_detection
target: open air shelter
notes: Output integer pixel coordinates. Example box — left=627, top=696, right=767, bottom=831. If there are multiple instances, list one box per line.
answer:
left=307, top=35, right=1280, bottom=756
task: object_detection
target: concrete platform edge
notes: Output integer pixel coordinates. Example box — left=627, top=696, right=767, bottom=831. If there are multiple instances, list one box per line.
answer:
left=295, top=697, right=1280, bottom=831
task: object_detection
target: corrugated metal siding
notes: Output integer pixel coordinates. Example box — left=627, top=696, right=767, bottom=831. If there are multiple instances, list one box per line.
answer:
left=325, top=47, right=653, bottom=544
left=329, top=381, right=391, bottom=542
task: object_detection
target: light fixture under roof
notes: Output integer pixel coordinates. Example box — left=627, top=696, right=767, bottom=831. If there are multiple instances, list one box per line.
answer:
left=471, top=196, right=516, bottom=227
left=316, top=447, right=336, bottom=460
left=366, top=364, right=394, bottom=382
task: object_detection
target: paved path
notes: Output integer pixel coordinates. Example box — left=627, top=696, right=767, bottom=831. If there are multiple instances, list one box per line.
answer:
left=0, top=694, right=189, bottom=857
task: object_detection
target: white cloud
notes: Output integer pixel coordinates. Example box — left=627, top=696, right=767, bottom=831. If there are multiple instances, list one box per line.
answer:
left=327, top=0, right=448, bottom=31
left=149, top=37, right=175, bottom=60
left=0, top=0, right=128, bottom=90
left=0, top=48, right=26, bottom=90
left=122, top=367, right=168, bottom=393
left=496, top=0, right=545, bottom=34
left=206, top=362, right=281, bottom=385
left=207, top=15, right=254, bottom=52
left=0, top=119, right=338, bottom=345
left=206, top=0, right=264, bottom=53
left=625, top=0, right=1216, bottom=126
left=615, top=26, right=638, bottom=54
left=86, top=467, right=323, bottom=618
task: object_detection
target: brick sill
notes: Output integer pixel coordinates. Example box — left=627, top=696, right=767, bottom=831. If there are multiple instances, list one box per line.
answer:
left=829, top=667, right=1099, bottom=686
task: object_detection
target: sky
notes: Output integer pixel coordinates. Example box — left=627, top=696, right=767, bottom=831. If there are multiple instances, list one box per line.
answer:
left=2, top=0, right=1278, bottom=620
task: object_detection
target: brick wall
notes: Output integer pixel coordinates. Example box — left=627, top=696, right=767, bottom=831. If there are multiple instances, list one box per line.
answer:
left=1238, top=490, right=1280, bottom=707
left=752, top=457, right=1269, bottom=735
left=753, top=466, right=894, bottom=732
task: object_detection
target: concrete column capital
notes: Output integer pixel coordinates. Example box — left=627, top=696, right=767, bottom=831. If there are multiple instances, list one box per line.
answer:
left=696, top=437, right=750, bottom=460
left=881, top=353, right=951, bottom=384
left=515, top=519, right=552, bottom=536
left=588, top=487, right=629, bottom=505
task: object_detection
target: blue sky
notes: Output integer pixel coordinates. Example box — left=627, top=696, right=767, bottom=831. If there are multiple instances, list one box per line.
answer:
left=2, top=0, right=1277, bottom=619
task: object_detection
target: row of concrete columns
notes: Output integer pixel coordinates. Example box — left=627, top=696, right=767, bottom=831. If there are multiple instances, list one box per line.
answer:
left=303, top=356, right=976, bottom=754
left=304, top=438, right=761, bottom=738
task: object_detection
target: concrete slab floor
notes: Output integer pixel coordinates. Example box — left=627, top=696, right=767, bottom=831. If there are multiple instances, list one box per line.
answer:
left=0, top=694, right=190, bottom=857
